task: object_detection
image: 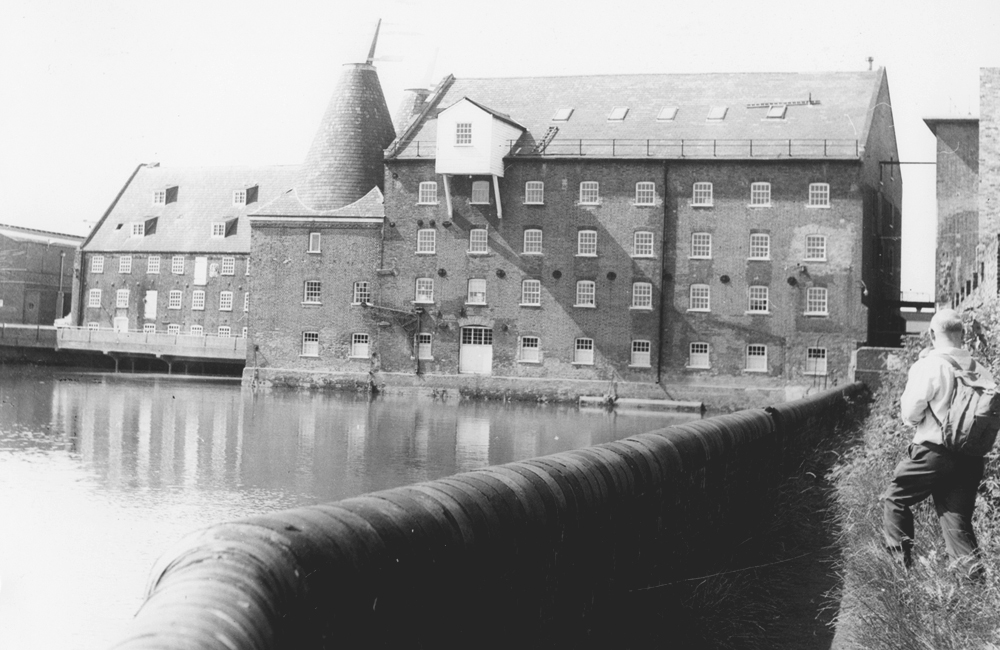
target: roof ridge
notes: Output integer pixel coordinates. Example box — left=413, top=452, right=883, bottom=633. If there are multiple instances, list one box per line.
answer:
left=448, top=70, right=878, bottom=82
left=0, top=222, right=85, bottom=239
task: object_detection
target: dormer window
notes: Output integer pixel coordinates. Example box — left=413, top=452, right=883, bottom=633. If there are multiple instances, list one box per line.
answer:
left=233, top=190, right=247, bottom=206
left=455, top=122, right=472, bottom=146
left=131, top=222, right=144, bottom=237
left=552, top=108, right=574, bottom=122
left=152, top=190, right=166, bottom=205
left=707, top=106, right=728, bottom=121
left=211, top=222, right=226, bottom=238
left=608, top=106, right=629, bottom=121
left=657, top=107, right=679, bottom=121
left=766, top=104, right=787, bottom=119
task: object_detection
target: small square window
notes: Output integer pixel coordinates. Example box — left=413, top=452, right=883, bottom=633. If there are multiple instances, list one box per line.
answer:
left=416, top=229, right=436, bottom=254
left=748, top=286, right=769, bottom=313
left=579, top=182, right=600, bottom=205
left=749, top=233, right=771, bottom=260
left=244, top=292, right=249, bottom=312
left=608, top=106, right=629, bottom=121
left=415, top=278, right=434, bottom=303
left=633, top=231, right=655, bottom=257
left=218, top=326, right=231, bottom=338
left=143, top=323, right=156, bottom=334
left=577, top=230, right=598, bottom=256
left=766, top=104, right=787, bottom=119
left=519, top=336, right=541, bottom=363
left=88, top=289, right=101, bottom=308
left=241, top=327, right=247, bottom=338
left=575, top=281, right=596, bottom=307
left=152, top=190, right=166, bottom=205
left=521, top=279, right=541, bottom=306
left=418, top=182, right=438, bottom=204
left=806, top=347, right=828, bottom=375
left=233, top=190, right=246, bottom=206
left=221, top=257, right=235, bottom=276
left=192, top=290, right=205, bottom=311
left=689, top=284, right=710, bottom=311
left=691, top=233, right=712, bottom=259
left=88, top=322, right=101, bottom=331
left=470, top=181, right=490, bottom=204
left=116, top=289, right=129, bottom=309
left=750, top=182, right=771, bottom=206
left=168, top=290, right=182, bottom=310
left=308, top=232, right=321, bottom=253
left=353, top=281, right=370, bottom=305
left=806, top=287, right=829, bottom=315
left=692, top=182, right=713, bottom=206
left=523, top=229, right=543, bottom=254
left=707, top=106, right=728, bottom=121
left=805, top=235, right=827, bottom=261
left=351, top=333, right=371, bottom=358
left=90, top=256, right=104, bottom=274
left=190, top=325, right=204, bottom=336
left=689, top=342, right=710, bottom=369
left=219, top=291, right=234, bottom=312
left=746, top=344, right=768, bottom=372
left=119, top=256, right=132, bottom=274
left=574, top=338, right=595, bottom=365
left=657, top=106, right=679, bottom=121
left=146, top=256, right=160, bottom=274
left=303, top=281, right=321, bottom=304
left=631, top=340, right=651, bottom=367
left=524, top=181, right=544, bottom=204
left=467, top=279, right=487, bottom=305
left=469, top=229, right=488, bottom=254
left=635, top=182, right=656, bottom=205
left=416, top=333, right=433, bottom=360
left=552, top=108, right=574, bottom=122
left=171, top=256, right=185, bottom=274
left=455, top=122, right=472, bottom=145
left=211, top=222, right=226, bottom=238
left=131, top=223, right=144, bottom=237
left=301, top=332, right=319, bottom=357
left=808, top=183, right=830, bottom=207
left=167, top=324, right=181, bottom=335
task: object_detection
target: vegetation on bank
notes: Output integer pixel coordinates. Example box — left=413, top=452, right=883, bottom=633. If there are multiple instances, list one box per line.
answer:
left=831, top=300, right=1000, bottom=649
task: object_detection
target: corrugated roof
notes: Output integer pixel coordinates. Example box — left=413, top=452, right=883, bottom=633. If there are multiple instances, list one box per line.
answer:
left=84, top=165, right=298, bottom=253
left=0, top=223, right=84, bottom=247
left=389, top=71, right=885, bottom=159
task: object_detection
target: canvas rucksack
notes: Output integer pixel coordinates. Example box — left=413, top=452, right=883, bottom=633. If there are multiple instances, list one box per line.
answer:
left=936, top=354, right=1000, bottom=456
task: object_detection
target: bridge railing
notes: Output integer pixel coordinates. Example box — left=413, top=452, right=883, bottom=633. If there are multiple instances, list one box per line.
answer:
left=110, top=383, right=863, bottom=649
left=57, top=326, right=245, bottom=360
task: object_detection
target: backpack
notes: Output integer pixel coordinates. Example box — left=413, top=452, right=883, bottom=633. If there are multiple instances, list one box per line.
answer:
left=936, top=354, right=1000, bottom=456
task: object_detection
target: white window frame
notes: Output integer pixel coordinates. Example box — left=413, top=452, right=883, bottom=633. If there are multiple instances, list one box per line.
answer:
left=808, top=183, right=830, bottom=208
left=630, top=340, right=652, bottom=368
left=143, top=323, right=156, bottom=334
left=805, top=347, right=828, bottom=376
left=689, top=342, right=710, bottom=369
left=524, top=181, right=544, bottom=205
left=579, top=181, right=600, bottom=205
left=520, top=279, right=541, bottom=306
left=308, top=232, right=321, bottom=253
left=518, top=336, right=541, bottom=363
left=87, top=289, right=101, bottom=308
left=415, top=278, right=434, bottom=303
left=146, top=256, right=160, bottom=274
left=116, top=289, right=129, bottom=309
left=468, top=229, right=488, bottom=254
left=221, top=257, right=235, bottom=276
left=219, top=291, right=234, bottom=312
left=152, top=190, right=166, bottom=205
left=90, top=256, right=104, bottom=274
left=351, top=333, right=371, bottom=359
left=633, top=231, right=655, bottom=258
left=749, top=233, right=771, bottom=260
left=301, top=332, right=319, bottom=357
left=218, top=326, right=231, bottom=338
left=692, top=182, right=713, bottom=206
left=119, top=255, right=132, bottom=274
left=416, top=333, right=433, bottom=360
left=766, top=104, right=788, bottom=120
left=244, top=293, right=249, bottom=312
left=750, top=182, right=771, bottom=207
left=167, top=324, right=181, bottom=335
left=574, top=338, right=595, bottom=365
left=691, top=233, right=712, bottom=259
left=416, top=229, right=436, bottom=254
left=470, top=180, right=490, bottom=205
left=189, top=325, right=204, bottom=336
left=168, top=290, right=182, bottom=310
left=242, top=327, right=247, bottom=339
left=575, top=281, right=596, bottom=308
left=192, top=290, right=205, bottom=311
left=131, top=222, right=144, bottom=237
left=552, top=108, right=574, bottom=122
left=466, top=279, right=487, bottom=305
left=577, top=230, right=597, bottom=256
left=805, top=287, right=829, bottom=316
left=608, top=106, right=629, bottom=121
left=634, top=182, right=656, bottom=206
left=748, top=286, right=769, bottom=314
left=352, top=281, right=370, bottom=305
left=805, top=235, right=828, bottom=261
left=746, top=344, right=768, bottom=372
left=418, top=182, right=438, bottom=205
left=631, top=282, right=653, bottom=310
left=689, top=284, right=711, bottom=312
left=211, top=222, right=226, bottom=238
left=171, top=256, right=184, bottom=274
left=233, top=190, right=247, bottom=206
left=523, top=229, right=543, bottom=254
left=303, top=281, right=321, bottom=305
left=657, top=106, right=679, bottom=121
left=707, top=106, right=728, bottom=121
left=455, top=122, right=472, bottom=146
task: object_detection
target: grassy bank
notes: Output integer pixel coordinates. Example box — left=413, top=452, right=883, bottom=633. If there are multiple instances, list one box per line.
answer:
left=831, top=304, right=1000, bottom=649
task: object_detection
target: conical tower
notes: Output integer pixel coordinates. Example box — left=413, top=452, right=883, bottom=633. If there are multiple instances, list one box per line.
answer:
left=296, top=21, right=396, bottom=212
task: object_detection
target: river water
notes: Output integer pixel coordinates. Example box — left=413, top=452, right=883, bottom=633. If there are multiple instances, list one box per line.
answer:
left=0, top=366, right=696, bottom=650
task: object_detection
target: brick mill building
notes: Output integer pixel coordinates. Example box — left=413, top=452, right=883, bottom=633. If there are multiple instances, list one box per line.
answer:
left=0, top=223, right=82, bottom=325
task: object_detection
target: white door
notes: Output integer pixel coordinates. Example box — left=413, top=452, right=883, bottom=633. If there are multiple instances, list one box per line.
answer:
left=144, top=291, right=157, bottom=319
left=113, top=316, right=129, bottom=333
left=459, top=326, right=493, bottom=375
left=194, top=257, right=208, bottom=286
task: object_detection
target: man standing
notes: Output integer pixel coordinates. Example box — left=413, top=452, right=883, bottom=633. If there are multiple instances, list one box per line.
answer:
left=883, top=309, right=992, bottom=576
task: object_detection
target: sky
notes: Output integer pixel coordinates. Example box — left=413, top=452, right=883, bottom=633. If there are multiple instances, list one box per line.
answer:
left=1, top=0, right=997, bottom=298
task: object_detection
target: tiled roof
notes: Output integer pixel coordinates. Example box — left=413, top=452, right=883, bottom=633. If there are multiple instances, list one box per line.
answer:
left=389, top=71, right=886, bottom=159
left=250, top=186, right=384, bottom=219
left=0, top=223, right=84, bottom=247
left=83, top=164, right=298, bottom=253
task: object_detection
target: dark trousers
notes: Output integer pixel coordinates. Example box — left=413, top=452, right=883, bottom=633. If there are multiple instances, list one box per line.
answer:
left=882, top=442, right=984, bottom=570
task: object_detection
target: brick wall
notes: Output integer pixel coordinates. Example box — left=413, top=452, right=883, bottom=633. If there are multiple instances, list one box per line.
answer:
left=980, top=68, right=1000, bottom=300
left=932, top=122, right=980, bottom=305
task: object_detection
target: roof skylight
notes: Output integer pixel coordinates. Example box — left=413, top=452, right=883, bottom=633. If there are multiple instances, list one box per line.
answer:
left=707, top=106, right=728, bottom=121
left=552, top=108, right=574, bottom=122
left=657, top=107, right=679, bottom=121
left=608, top=106, right=629, bottom=121
left=766, top=104, right=787, bottom=119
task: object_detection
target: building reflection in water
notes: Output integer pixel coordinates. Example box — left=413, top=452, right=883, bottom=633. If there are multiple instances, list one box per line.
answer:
left=28, top=375, right=697, bottom=504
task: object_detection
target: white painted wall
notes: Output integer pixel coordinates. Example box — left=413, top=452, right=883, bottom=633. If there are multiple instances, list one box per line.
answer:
left=435, top=99, right=522, bottom=177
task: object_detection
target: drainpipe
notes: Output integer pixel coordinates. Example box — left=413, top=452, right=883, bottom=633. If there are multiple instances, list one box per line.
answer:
left=655, top=162, right=669, bottom=385
left=57, top=251, right=66, bottom=318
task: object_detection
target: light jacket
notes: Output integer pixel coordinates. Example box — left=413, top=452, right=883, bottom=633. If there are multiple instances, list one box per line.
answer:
left=899, top=346, right=994, bottom=446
